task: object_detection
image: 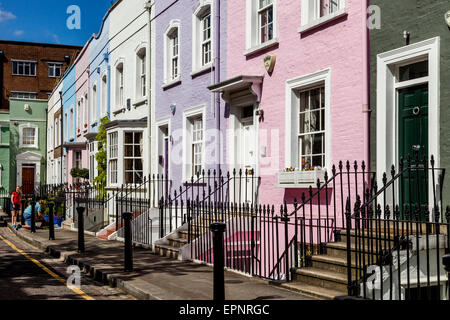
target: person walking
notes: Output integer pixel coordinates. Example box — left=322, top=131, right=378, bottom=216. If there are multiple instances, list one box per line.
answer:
left=10, top=186, right=22, bottom=229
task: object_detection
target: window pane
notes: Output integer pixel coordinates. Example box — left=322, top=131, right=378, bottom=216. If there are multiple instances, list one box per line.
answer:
left=399, top=60, right=428, bottom=82
left=310, top=110, right=320, bottom=132
left=125, top=145, right=133, bottom=157
left=124, top=132, right=133, bottom=144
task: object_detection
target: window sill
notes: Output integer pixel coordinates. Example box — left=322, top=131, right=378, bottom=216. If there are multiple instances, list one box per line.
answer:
left=133, top=96, right=148, bottom=108
left=191, top=63, right=214, bottom=78
left=276, top=169, right=326, bottom=188
left=243, top=38, right=279, bottom=57
left=112, top=108, right=125, bottom=116
left=162, top=78, right=182, bottom=90
left=19, top=145, right=38, bottom=150
left=298, top=8, right=348, bottom=34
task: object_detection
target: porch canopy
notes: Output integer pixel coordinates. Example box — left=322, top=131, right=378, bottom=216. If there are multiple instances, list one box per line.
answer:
left=63, top=141, right=87, bottom=149
left=208, top=75, right=263, bottom=105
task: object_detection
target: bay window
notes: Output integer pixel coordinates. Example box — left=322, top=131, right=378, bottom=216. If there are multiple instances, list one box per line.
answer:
left=109, top=132, right=118, bottom=185
left=124, top=132, right=143, bottom=185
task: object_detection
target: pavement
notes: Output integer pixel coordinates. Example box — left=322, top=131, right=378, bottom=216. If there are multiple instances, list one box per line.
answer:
left=6, top=223, right=314, bottom=300
left=0, top=227, right=135, bottom=300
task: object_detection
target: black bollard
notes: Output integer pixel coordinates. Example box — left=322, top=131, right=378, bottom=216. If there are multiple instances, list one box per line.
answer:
left=20, top=199, right=25, bottom=225
left=443, top=254, right=450, bottom=273
left=210, top=222, right=226, bottom=301
left=48, top=202, right=55, bottom=240
left=76, top=206, right=85, bottom=253
left=122, top=212, right=133, bottom=272
left=30, top=198, right=36, bottom=233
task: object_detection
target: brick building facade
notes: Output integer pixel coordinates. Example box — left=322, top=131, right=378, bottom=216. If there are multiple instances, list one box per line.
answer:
left=0, top=40, right=82, bottom=110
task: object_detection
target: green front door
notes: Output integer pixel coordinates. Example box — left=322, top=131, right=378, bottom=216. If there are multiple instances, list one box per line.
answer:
left=398, top=84, right=428, bottom=220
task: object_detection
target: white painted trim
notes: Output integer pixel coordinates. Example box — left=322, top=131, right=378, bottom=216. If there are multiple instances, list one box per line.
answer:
left=18, top=123, right=39, bottom=149
left=16, top=151, right=42, bottom=188
left=182, top=104, right=206, bottom=181
left=155, top=118, right=172, bottom=182
left=284, top=68, right=332, bottom=172
left=227, top=103, right=260, bottom=178
left=298, top=7, right=347, bottom=34
left=192, top=0, right=213, bottom=73
left=245, top=0, right=278, bottom=52
left=163, top=19, right=181, bottom=85
left=100, top=70, right=109, bottom=118
left=376, top=37, right=440, bottom=214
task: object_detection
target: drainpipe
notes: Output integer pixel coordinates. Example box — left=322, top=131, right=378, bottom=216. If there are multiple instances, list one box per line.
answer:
left=214, top=0, right=221, bottom=173
left=106, top=53, right=111, bottom=119
left=145, top=0, right=153, bottom=179
left=59, top=91, right=64, bottom=185
left=362, top=0, right=370, bottom=182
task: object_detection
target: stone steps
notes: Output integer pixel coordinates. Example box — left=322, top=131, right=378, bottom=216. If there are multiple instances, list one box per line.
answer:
left=280, top=282, right=347, bottom=300
left=294, top=267, right=348, bottom=293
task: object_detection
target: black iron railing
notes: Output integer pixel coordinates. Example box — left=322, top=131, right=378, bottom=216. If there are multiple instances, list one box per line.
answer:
left=345, top=155, right=449, bottom=300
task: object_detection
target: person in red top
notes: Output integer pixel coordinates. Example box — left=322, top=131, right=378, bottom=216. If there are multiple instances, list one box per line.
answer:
left=10, top=186, right=22, bottom=228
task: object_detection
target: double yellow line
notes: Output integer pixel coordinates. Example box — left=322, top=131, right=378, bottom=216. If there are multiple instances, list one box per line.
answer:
left=0, top=234, right=94, bottom=300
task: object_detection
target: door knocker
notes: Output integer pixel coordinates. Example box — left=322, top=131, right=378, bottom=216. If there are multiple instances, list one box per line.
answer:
left=412, top=106, right=420, bottom=116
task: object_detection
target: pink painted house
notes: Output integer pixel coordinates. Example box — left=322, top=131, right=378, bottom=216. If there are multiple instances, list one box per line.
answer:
left=210, top=0, right=370, bottom=208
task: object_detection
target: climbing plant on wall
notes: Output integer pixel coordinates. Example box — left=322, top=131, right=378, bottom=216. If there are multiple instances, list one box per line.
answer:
left=93, top=116, right=109, bottom=197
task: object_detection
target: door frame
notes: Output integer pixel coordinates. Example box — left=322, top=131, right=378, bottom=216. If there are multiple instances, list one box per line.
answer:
left=16, top=151, right=41, bottom=191
left=376, top=37, right=440, bottom=216
left=228, top=102, right=259, bottom=178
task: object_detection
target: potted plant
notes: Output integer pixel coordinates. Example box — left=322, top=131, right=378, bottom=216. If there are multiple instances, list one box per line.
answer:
left=70, top=168, right=90, bottom=189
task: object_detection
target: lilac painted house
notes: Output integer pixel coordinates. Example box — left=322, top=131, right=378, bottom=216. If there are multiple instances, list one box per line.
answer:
left=151, top=0, right=227, bottom=193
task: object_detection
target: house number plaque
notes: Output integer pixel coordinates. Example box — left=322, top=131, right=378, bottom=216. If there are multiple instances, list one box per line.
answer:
left=264, top=54, right=276, bottom=73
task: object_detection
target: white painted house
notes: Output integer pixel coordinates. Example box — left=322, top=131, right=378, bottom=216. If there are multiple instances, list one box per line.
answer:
left=106, top=0, right=152, bottom=189
left=46, top=81, right=65, bottom=185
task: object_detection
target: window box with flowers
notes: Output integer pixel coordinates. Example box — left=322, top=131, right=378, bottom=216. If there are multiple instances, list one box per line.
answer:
left=277, top=166, right=325, bottom=188
left=278, top=69, right=331, bottom=189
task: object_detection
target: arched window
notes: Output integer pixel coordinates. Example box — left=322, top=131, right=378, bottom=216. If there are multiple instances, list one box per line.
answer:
left=136, top=47, right=146, bottom=98
left=101, top=74, right=108, bottom=116
left=115, top=62, right=124, bottom=108
left=164, top=20, right=181, bottom=84
left=193, top=1, right=212, bottom=72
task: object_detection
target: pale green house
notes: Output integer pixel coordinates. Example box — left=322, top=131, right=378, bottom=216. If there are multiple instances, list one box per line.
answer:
left=9, top=98, right=47, bottom=194
left=0, top=110, right=10, bottom=196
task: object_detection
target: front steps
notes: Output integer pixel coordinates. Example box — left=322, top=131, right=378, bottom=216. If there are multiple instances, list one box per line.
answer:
left=278, top=228, right=399, bottom=300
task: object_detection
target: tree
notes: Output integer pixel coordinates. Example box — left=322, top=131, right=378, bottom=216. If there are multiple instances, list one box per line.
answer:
left=93, top=116, right=109, bottom=197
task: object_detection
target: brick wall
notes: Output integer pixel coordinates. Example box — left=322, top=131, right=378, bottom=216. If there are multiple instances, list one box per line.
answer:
left=0, top=41, right=81, bottom=110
